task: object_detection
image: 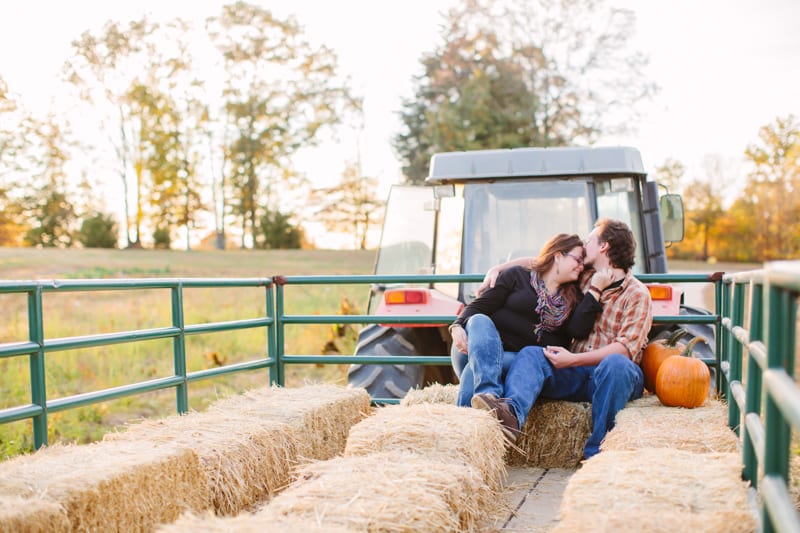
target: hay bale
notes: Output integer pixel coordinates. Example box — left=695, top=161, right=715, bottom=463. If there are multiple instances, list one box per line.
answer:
left=263, top=451, right=502, bottom=532
left=400, top=383, right=459, bottom=406
left=601, top=395, right=739, bottom=453
left=206, top=384, right=372, bottom=461
left=0, top=440, right=206, bottom=532
left=157, top=510, right=358, bottom=532
left=553, top=448, right=756, bottom=533
left=0, top=495, right=69, bottom=533
left=344, top=403, right=507, bottom=490
left=107, top=384, right=370, bottom=515
left=506, top=399, right=592, bottom=468
left=107, top=414, right=299, bottom=515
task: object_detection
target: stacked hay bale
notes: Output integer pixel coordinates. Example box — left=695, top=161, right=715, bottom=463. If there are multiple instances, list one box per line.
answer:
left=553, top=394, right=755, bottom=531
left=401, top=382, right=591, bottom=468
left=0, top=440, right=206, bottom=532
left=262, top=403, right=508, bottom=531
left=159, top=510, right=358, bottom=533
left=163, top=391, right=509, bottom=531
left=600, top=394, right=739, bottom=453
left=106, top=384, right=370, bottom=516
left=0, top=495, right=70, bottom=533
left=553, top=449, right=755, bottom=532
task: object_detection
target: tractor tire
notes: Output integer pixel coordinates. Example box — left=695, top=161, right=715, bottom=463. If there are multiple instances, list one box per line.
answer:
left=347, top=325, right=450, bottom=399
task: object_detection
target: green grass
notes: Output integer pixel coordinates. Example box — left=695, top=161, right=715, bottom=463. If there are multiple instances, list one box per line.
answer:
left=0, top=247, right=375, bottom=459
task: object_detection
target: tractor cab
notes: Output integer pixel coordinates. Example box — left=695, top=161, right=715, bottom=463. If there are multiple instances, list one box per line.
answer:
left=352, top=146, right=688, bottom=399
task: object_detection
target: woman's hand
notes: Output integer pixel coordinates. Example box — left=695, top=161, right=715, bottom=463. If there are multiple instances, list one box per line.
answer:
left=543, top=345, right=574, bottom=369
left=451, top=325, right=468, bottom=353
left=476, top=266, right=501, bottom=296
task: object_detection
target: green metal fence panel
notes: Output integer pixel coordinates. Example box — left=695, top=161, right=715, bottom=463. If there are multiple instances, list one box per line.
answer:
left=0, top=277, right=277, bottom=450
left=721, top=263, right=800, bottom=533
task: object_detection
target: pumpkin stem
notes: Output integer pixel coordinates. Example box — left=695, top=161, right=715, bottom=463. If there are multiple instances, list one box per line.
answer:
left=665, top=328, right=687, bottom=347
left=680, top=335, right=708, bottom=357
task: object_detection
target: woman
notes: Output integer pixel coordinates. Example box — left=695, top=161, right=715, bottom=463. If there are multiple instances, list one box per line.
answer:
left=449, top=233, right=608, bottom=441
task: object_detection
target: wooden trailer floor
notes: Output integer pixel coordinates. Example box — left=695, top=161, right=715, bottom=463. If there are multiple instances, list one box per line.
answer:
left=499, top=467, right=575, bottom=532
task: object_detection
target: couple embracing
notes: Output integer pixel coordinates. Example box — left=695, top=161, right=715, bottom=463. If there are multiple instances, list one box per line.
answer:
left=450, top=218, right=653, bottom=460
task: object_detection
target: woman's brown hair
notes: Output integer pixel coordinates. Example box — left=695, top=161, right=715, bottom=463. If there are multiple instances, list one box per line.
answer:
left=531, top=233, right=584, bottom=310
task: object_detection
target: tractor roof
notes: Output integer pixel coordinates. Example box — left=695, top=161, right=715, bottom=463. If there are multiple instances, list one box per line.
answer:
left=425, top=146, right=646, bottom=183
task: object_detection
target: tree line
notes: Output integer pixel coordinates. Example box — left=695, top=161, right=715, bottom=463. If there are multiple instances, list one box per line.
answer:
left=0, top=0, right=796, bottom=262
left=655, top=115, right=800, bottom=263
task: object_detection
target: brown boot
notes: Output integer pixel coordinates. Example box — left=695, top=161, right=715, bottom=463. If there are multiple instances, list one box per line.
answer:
left=471, top=393, right=520, bottom=443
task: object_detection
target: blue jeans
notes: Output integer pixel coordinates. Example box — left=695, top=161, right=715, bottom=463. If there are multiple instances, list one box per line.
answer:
left=508, top=345, right=644, bottom=458
left=453, top=314, right=519, bottom=413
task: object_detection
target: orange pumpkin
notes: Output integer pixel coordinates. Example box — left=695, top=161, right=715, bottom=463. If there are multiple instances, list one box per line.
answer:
left=640, top=328, right=686, bottom=393
left=655, top=336, right=710, bottom=408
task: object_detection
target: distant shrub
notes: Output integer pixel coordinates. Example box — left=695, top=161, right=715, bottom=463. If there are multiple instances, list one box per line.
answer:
left=78, top=212, right=118, bottom=248
left=258, top=209, right=304, bottom=249
left=153, top=226, right=171, bottom=249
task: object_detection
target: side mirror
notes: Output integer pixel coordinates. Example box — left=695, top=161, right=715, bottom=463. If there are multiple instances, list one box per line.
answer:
left=659, top=194, right=684, bottom=242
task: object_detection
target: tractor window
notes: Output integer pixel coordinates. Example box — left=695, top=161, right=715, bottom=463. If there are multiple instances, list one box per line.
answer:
left=373, top=186, right=436, bottom=276
left=594, top=178, right=646, bottom=274
left=460, top=180, right=591, bottom=302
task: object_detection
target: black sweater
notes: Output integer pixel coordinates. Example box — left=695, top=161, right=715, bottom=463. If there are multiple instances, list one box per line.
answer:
left=452, top=266, right=600, bottom=352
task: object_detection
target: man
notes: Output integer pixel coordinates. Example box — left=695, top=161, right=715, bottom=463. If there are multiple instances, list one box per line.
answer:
left=473, top=218, right=653, bottom=459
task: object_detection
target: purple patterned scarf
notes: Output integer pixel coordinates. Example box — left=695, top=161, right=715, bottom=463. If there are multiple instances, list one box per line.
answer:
left=530, top=271, right=569, bottom=341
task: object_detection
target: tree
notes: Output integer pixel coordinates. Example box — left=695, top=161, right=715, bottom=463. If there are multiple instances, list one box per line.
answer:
left=78, top=212, right=118, bottom=248
left=315, top=161, right=384, bottom=250
left=19, top=117, right=77, bottom=248
left=258, top=209, right=304, bottom=249
left=65, top=18, right=160, bottom=247
left=653, top=158, right=686, bottom=195
left=208, top=1, right=358, bottom=248
left=0, top=77, right=25, bottom=245
left=394, top=0, right=655, bottom=183
left=739, top=115, right=800, bottom=260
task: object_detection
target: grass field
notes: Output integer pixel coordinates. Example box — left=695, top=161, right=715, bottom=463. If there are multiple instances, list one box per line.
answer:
left=0, top=247, right=376, bottom=459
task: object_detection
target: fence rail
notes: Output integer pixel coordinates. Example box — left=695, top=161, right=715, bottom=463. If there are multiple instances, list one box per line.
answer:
left=2, top=267, right=799, bottom=530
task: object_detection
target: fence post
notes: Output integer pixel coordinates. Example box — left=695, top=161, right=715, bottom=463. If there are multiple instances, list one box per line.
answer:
left=28, top=286, right=48, bottom=449
left=762, top=284, right=795, bottom=533
left=743, top=279, right=763, bottom=486
left=171, top=284, right=188, bottom=414
left=728, top=282, right=745, bottom=432
left=265, top=282, right=278, bottom=386
left=274, top=283, right=285, bottom=386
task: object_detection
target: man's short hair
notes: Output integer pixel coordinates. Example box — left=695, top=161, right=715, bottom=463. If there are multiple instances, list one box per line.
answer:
left=595, top=218, right=636, bottom=271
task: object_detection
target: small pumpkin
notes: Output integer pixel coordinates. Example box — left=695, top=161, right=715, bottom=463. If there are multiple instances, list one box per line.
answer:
left=655, top=335, right=710, bottom=408
left=641, top=328, right=687, bottom=393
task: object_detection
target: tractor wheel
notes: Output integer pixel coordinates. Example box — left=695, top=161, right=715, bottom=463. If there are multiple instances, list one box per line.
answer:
left=347, top=325, right=449, bottom=399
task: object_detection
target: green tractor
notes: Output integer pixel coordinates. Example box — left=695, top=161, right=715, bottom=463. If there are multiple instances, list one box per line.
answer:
left=347, top=146, right=710, bottom=399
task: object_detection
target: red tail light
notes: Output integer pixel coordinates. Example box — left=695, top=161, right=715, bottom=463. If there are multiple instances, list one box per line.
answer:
left=384, top=289, right=428, bottom=305
left=648, top=285, right=673, bottom=301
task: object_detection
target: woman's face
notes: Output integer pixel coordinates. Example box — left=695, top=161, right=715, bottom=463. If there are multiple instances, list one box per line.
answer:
left=557, top=245, right=585, bottom=282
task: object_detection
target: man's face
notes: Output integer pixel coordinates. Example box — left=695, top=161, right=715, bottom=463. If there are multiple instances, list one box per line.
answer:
left=583, top=228, right=602, bottom=267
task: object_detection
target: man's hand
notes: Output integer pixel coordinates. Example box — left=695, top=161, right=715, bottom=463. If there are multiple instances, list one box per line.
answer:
left=476, top=266, right=502, bottom=296
left=543, top=345, right=575, bottom=369
left=451, top=325, right=468, bottom=353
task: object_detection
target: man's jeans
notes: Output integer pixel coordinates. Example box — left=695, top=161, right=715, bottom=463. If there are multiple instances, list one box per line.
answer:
left=509, top=345, right=644, bottom=458
left=453, top=314, right=518, bottom=415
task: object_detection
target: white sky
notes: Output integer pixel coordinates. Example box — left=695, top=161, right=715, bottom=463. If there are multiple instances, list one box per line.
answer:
left=2, top=0, right=799, bottom=244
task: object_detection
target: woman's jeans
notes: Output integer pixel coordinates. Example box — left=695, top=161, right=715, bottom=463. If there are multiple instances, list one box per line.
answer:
left=453, top=314, right=518, bottom=410
left=453, top=314, right=644, bottom=459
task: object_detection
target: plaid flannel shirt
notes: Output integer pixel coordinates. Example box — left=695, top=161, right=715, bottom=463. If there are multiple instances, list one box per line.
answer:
left=571, top=270, right=653, bottom=364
